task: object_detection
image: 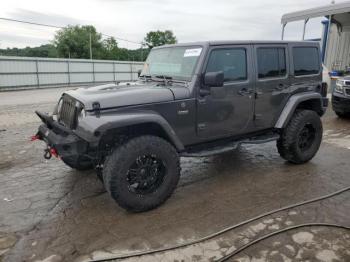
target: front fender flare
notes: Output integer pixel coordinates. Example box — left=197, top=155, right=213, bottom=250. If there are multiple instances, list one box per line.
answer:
left=75, top=111, right=185, bottom=151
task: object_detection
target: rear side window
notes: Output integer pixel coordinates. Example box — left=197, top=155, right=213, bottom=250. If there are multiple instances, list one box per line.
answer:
left=293, top=47, right=320, bottom=76
left=257, top=48, right=286, bottom=79
left=206, top=48, right=247, bottom=82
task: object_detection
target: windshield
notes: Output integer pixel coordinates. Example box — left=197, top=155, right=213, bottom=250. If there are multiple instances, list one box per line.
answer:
left=140, top=46, right=202, bottom=81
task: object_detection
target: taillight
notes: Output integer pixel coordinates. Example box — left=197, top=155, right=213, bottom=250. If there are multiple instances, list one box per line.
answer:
left=320, top=82, right=328, bottom=97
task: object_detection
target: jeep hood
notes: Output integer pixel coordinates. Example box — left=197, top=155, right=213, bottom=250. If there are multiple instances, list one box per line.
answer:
left=64, top=82, right=190, bottom=110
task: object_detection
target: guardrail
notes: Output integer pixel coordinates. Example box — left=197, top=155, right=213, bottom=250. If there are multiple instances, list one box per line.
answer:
left=0, top=56, right=144, bottom=91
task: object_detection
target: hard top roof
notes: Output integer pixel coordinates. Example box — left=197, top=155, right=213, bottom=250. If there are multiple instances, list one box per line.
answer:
left=156, top=40, right=319, bottom=49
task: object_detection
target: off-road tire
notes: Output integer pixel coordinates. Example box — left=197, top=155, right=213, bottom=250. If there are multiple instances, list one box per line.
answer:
left=62, top=156, right=93, bottom=171
left=103, top=135, right=180, bottom=212
left=277, top=110, right=322, bottom=164
left=334, top=111, right=349, bottom=118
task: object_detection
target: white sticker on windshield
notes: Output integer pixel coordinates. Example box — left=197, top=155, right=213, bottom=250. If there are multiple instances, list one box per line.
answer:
left=184, top=48, right=202, bottom=57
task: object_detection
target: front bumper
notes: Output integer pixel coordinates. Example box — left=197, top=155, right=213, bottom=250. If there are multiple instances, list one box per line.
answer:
left=332, top=93, right=350, bottom=113
left=35, top=111, right=89, bottom=159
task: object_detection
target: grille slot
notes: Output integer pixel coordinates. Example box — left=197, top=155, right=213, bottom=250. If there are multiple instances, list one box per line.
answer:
left=345, top=88, right=350, bottom=96
left=59, top=96, right=77, bottom=129
left=344, top=81, right=350, bottom=86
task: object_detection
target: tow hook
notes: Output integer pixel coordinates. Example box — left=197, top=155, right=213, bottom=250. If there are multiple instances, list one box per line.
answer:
left=30, top=134, right=40, bottom=141
left=44, top=147, right=59, bottom=159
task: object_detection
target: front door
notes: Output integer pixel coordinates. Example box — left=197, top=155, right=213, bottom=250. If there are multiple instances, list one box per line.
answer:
left=253, top=45, right=291, bottom=130
left=197, top=45, right=255, bottom=139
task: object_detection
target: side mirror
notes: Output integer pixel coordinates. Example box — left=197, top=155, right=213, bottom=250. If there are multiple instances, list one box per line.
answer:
left=204, top=71, right=224, bottom=87
left=137, top=69, right=142, bottom=77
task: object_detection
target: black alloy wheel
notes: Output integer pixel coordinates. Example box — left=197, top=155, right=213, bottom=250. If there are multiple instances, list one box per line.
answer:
left=127, top=154, right=166, bottom=195
left=297, top=123, right=316, bottom=152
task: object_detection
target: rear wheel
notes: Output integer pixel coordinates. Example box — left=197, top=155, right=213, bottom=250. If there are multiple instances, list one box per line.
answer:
left=103, top=135, right=180, bottom=212
left=277, top=110, right=322, bottom=164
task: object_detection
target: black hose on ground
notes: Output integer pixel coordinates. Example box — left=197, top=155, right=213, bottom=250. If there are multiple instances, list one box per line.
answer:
left=218, top=223, right=350, bottom=262
left=91, top=186, right=350, bottom=262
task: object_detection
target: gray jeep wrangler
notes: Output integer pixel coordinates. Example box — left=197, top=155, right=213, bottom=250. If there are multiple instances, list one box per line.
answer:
left=35, top=41, right=328, bottom=212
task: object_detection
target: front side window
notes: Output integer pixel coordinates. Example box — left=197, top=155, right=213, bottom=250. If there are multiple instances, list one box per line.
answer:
left=140, top=46, right=202, bottom=81
left=206, top=48, right=247, bottom=82
left=293, top=47, right=320, bottom=76
left=257, top=48, right=286, bottom=79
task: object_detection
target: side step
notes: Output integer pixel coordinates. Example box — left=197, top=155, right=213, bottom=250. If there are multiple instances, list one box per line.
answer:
left=181, top=133, right=280, bottom=157
left=241, top=133, right=280, bottom=144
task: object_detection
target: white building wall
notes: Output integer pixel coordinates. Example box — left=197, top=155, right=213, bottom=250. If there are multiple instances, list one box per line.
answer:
left=326, top=24, right=350, bottom=71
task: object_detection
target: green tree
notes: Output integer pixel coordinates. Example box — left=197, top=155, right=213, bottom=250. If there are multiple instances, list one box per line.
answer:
left=1, top=25, right=150, bottom=61
left=53, top=25, right=103, bottom=59
left=0, top=44, right=58, bottom=58
left=100, top=37, right=149, bottom=61
left=144, top=30, right=177, bottom=48
left=101, top=37, right=119, bottom=60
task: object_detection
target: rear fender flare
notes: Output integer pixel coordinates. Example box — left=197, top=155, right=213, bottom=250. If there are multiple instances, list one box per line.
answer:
left=275, top=92, right=324, bottom=129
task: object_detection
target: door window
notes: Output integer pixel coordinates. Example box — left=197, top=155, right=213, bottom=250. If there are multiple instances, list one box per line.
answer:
left=206, top=48, right=247, bottom=82
left=257, top=48, right=286, bottom=79
left=293, top=47, right=320, bottom=76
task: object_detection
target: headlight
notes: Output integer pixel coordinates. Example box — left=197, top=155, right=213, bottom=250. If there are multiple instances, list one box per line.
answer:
left=336, top=79, right=343, bottom=86
left=77, top=108, right=86, bottom=120
left=335, top=80, right=344, bottom=94
left=57, top=99, right=63, bottom=114
left=52, top=98, right=63, bottom=121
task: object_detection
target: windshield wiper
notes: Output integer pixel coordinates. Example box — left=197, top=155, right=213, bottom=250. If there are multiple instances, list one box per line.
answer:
left=153, top=75, right=188, bottom=85
left=139, top=74, right=152, bottom=81
left=154, top=75, right=172, bottom=85
left=140, top=74, right=188, bottom=86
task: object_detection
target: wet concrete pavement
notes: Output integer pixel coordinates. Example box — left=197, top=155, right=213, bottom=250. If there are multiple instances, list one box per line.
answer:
left=0, top=88, right=349, bottom=261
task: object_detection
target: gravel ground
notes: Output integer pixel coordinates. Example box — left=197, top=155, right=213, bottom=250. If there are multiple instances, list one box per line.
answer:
left=0, top=88, right=349, bottom=262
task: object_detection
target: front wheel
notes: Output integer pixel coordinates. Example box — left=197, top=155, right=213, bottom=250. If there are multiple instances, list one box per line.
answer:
left=103, top=135, right=180, bottom=212
left=277, top=110, right=323, bottom=164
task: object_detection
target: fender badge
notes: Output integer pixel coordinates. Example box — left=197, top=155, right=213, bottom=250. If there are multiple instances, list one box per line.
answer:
left=178, top=110, right=189, bottom=115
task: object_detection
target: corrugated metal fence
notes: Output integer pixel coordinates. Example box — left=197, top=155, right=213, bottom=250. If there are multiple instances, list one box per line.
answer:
left=326, top=25, right=350, bottom=71
left=0, top=56, right=144, bottom=91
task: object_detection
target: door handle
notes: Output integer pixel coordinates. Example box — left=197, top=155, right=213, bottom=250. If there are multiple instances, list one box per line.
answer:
left=275, top=83, right=284, bottom=91
left=238, top=88, right=252, bottom=96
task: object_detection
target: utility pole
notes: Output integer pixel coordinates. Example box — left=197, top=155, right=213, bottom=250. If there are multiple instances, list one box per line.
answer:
left=89, top=31, right=92, bottom=60
left=140, top=43, right=143, bottom=61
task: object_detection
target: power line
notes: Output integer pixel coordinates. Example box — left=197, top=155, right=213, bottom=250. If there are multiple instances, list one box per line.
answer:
left=101, top=33, right=143, bottom=45
left=0, top=17, right=143, bottom=45
left=0, top=17, right=63, bottom=29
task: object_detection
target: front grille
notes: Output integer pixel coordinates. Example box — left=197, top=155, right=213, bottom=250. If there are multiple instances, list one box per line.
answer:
left=59, top=95, right=78, bottom=129
left=345, top=88, right=350, bottom=96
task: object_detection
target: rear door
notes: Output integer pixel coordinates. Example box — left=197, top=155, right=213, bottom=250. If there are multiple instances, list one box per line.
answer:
left=253, top=44, right=290, bottom=130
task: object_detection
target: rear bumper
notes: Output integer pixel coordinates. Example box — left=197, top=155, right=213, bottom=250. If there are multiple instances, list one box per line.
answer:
left=332, top=94, right=350, bottom=112
left=36, top=111, right=88, bottom=159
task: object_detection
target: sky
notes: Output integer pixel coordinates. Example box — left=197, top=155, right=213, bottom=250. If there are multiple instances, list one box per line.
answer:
left=0, top=0, right=341, bottom=49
